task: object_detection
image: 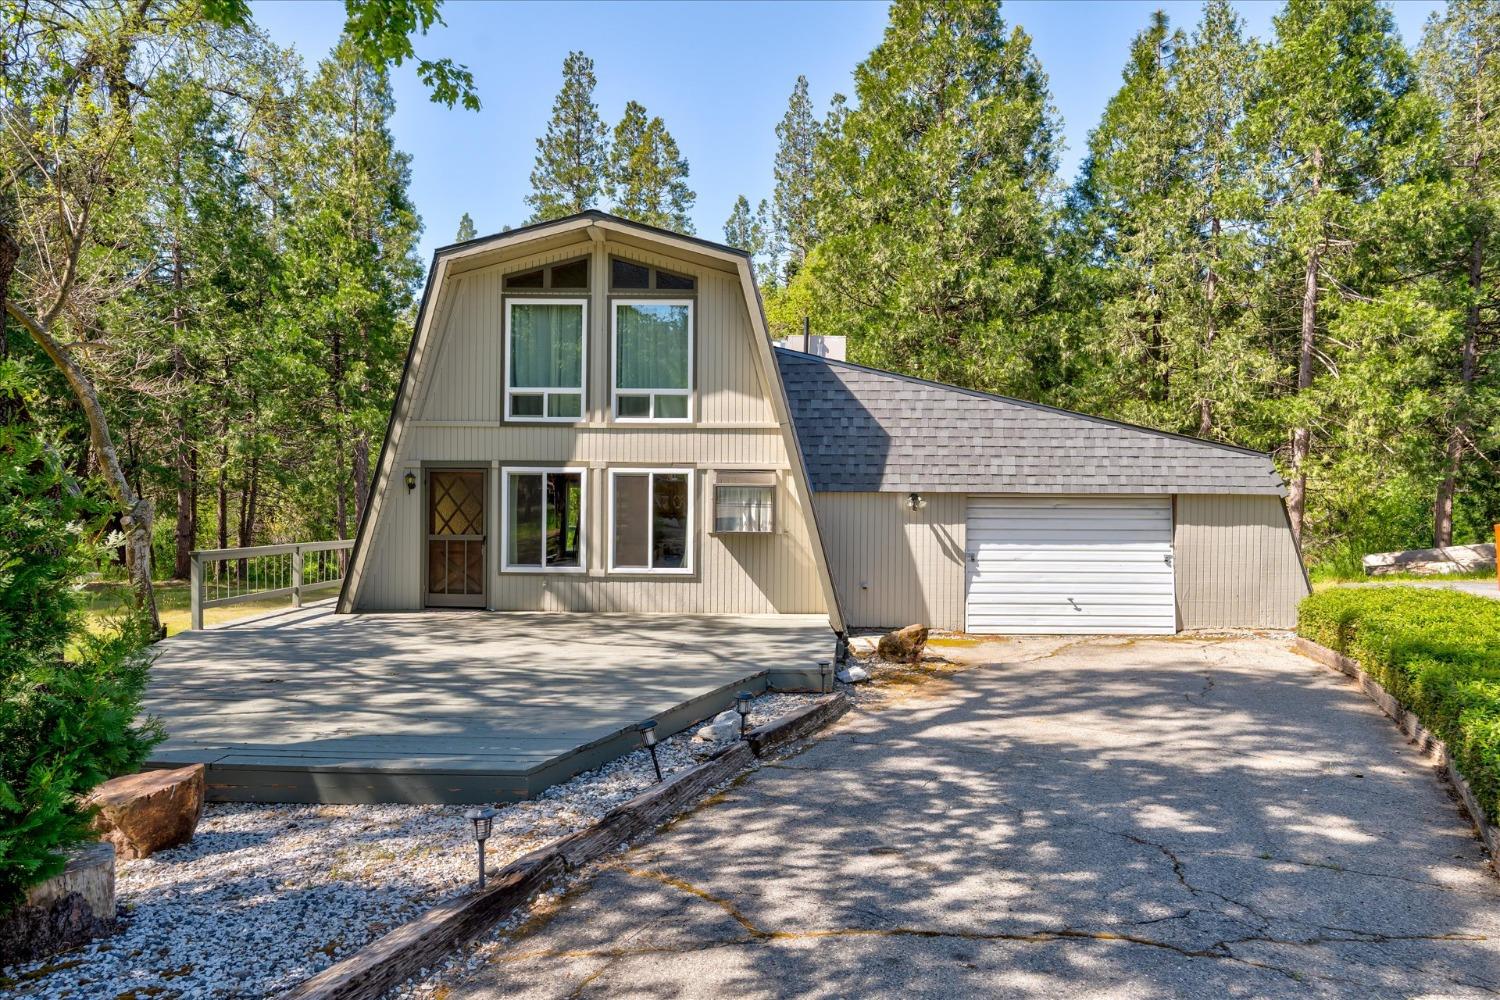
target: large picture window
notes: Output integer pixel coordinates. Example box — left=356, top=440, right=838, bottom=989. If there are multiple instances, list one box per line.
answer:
left=503, top=468, right=585, bottom=572
left=613, top=301, right=692, bottom=422
left=609, top=469, right=693, bottom=573
left=506, top=299, right=586, bottom=421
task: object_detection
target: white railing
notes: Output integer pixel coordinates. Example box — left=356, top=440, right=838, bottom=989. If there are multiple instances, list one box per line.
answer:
left=188, top=540, right=354, bottom=630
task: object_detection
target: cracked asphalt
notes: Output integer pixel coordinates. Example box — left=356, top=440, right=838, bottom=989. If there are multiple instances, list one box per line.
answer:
left=445, top=635, right=1500, bottom=998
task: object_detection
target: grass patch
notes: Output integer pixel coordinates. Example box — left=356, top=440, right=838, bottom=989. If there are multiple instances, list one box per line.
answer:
left=1298, top=587, right=1500, bottom=824
left=81, top=581, right=314, bottom=637
left=1308, top=565, right=1496, bottom=585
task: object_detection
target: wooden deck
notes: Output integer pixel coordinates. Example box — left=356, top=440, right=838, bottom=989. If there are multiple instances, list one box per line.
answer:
left=143, top=605, right=834, bottom=804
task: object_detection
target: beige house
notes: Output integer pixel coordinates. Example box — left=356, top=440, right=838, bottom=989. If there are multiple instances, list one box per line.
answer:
left=340, top=211, right=1307, bottom=638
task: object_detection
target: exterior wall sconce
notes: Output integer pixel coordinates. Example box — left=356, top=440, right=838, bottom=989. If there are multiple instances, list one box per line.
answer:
left=639, top=720, right=662, bottom=782
left=906, top=493, right=927, bottom=512
left=404, top=470, right=417, bottom=492
left=736, top=690, right=753, bottom=738
left=463, top=806, right=497, bottom=889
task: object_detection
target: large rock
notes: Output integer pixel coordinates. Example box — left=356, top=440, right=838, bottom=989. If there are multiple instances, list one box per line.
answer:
left=0, top=840, right=116, bottom=965
left=85, top=764, right=205, bottom=860
left=877, top=624, right=929, bottom=664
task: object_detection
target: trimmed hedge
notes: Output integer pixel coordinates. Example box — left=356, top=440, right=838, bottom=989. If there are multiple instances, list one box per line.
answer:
left=1298, top=587, right=1500, bottom=824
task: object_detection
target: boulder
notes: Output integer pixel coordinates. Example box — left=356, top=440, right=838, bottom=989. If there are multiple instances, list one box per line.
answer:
left=877, top=624, right=929, bottom=664
left=836, top=664, right=871, bottom=684
left=694, top=711, right=743, bottom=743
left=0, top=841, right=116, bottom=965
left=85, top=764, right=205, bottom=860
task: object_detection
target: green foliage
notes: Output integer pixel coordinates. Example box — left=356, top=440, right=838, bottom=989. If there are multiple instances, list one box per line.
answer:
left=723, top=195, right=773, bottom=285
left=772, top=74, right=819, bottom=276
left=454, top=212, right=477, bottom=241
left=799, top=0, right=1065, bottom=398
left=0, top=367, right=162, bottom=912
left=526, top=52, right=610, bottom=222
left=1297, top=587, right=1500, bottom=822
left=339, top=0, right=479, bottom=110
left=608, top=100, right=695, bottom=233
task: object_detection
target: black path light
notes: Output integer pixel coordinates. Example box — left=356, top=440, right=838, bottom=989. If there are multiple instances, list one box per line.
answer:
left=463, top=807, right=497, bottom=889
left=736, top=690, right=753, bottom=739
left=639, top=720, right=663, bottom=782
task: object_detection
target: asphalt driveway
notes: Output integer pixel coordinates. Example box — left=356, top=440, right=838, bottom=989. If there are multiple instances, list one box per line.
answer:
left=446, top=635, right=1500, bottom=998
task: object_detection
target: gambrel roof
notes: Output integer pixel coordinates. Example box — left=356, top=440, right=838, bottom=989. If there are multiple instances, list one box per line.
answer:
left=775, top=349, right=1286, bottom=496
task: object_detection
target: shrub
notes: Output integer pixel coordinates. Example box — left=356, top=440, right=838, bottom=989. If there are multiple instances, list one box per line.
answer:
left=0, top=398, right=163, bottom=913
left=1298, top=587, right=1500, bottom=824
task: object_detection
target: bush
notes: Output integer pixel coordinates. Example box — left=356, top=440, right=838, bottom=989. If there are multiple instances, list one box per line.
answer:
left=1298, top=587, right=1500, bottom=824
left=0, top=400, right=163, bottom=913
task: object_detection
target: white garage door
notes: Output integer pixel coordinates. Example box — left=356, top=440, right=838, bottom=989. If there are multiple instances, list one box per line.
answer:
left=965, top=496, right=1176, bottom=635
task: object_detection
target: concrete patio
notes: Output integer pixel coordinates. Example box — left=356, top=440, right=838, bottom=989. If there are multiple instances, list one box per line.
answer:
left=143, top=605, right=835, bottom=804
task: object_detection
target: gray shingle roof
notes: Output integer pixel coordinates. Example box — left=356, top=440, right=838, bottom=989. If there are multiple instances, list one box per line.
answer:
left=776, top=349, right=1285, bottom=496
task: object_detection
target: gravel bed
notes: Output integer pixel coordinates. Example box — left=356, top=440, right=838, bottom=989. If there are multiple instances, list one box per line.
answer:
left=4, top=692, right=817, bottom=1000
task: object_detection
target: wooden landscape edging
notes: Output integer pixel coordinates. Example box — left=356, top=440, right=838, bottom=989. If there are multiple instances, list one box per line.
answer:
left=279, top=692, right=850, bottom=1000
left=1293, top=637, right=1500, bottom=863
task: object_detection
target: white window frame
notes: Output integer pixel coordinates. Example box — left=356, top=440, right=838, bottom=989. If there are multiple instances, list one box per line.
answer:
left=504, top=297, right=588, bottom=423
left=711, top=471, right=777, bottom=535
left=611, top=299, right=694, bottom=423
left=500, top=466, right=588, bottom=574
left=607, top=468, right=695, bottom=574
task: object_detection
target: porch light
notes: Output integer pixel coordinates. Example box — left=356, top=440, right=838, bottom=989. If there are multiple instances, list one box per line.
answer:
left=639, top=720, right=663, bottom=782
left=404, top=470, right=417, bottom=492
left=736, top=690, right=753, bottom=738
left=463, top=807, right=498, bottom=889
left=906, top=493, right=927, bottom=512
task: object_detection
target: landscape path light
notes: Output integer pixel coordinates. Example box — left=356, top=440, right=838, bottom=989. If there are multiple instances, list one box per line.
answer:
left=639, top=720, right=663, bottom=782
left=464, top=806, right=497, bottom=889
left=736, top=690, right=753, bottom=738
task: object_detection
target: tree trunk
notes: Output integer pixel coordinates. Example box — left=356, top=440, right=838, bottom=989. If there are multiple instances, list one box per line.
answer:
left=173, top=410, right=194, bottom=579
left=1287, top=240, right=1320, bottom=546
left=353, top=430, right=370, bottom=529
left=1198, top=215, right=1220, bottom=438
left=1433, top=230, right=1484, bottom=546
left=6, top=301, right=161, bottom=634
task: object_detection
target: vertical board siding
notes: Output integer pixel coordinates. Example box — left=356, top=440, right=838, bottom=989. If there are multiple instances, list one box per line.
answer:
left=814, top=492, right=966, bottom=631
left=1173, top=493, right=1308, bottom=628
left=355, top=239, right=819, bottom=615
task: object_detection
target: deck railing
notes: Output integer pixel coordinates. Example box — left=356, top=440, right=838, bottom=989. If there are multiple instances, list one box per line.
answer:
left=188, top=539, right=354, bottom=630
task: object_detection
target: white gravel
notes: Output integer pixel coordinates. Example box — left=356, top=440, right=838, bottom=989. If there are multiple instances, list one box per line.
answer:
left=4, top=691, right=817, bottom=1000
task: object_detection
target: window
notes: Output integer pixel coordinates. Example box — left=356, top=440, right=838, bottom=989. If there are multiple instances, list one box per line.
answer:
left=613, top=301, right=692, bottom=421
left=503, top=468, right=585, bottom=571
left=713, top=471, right=775, bottom=533
left=506, top=298, right=586, bottom=421
left=505, top=257, right=590, bottom=290
left=610, top=469, right=693, bottom=573
left=609, top=256, right=695, bottom=292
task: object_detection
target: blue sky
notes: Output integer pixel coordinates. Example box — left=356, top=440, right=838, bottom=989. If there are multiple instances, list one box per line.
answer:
left=250, top=0, right=1443, bottom=262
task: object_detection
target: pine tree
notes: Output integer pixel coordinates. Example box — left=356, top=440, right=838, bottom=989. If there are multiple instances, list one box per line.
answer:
left=283, top=38, right=423, bottom=539
left=799, top=0, right=1062, bottom=397
left=1418, top=0, right=1500, bottom=545
left=1244, top=0, right=1431, bottom=544
left=773, top=75, right=819, bottom=276
left=455, top=212, right=477, bottom=241
left=724, top=195, right=773, bottom=285
left=526, top=51, right=609, bottom=222
left=608, top=100, right=696, bottom=233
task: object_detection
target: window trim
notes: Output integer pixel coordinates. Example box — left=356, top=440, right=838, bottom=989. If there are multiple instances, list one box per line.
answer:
left=611, top=298, right=694, bottom=424
left=504, top=297, right=589, bottom=424
left=500, top=466, right=589, bottom=574
left=607, top=468, right=695, bottom=575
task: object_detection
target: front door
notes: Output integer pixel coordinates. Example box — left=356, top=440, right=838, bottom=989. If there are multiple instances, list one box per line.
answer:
left=426, top=468, right=487, bottom=608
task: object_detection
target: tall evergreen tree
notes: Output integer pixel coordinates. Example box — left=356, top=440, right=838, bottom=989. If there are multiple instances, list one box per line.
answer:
left=1244, top=0, right=1431, bottom=544
left=773, top=74, right=819, bottom=276
left=799, top=0, right=1062, bottom=397
left=455, top=211, right=477, bottom=241
left=1418, top=0, right=1500, bottom=545
left=283, top=38, right=423, bottom=539
left=724, top=195, right=773, bottom=285
left=608, top=100, right=695, bottom=232
left=526, top=52, right=609, bottom=222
